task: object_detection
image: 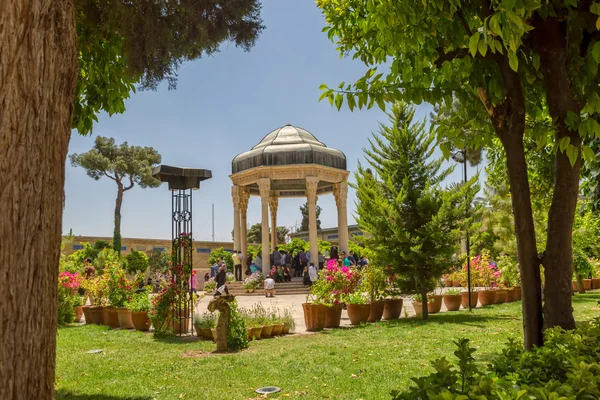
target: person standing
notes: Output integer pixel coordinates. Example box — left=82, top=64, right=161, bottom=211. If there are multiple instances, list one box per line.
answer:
left=255, top=253, right=263, bottom=273
left=189, top=270, right=198, bottom=294
left=214, top=262, right=229, bottom=296
left=308, top=262, right=318, bottom=284
left=232, top=251, right=242, bottom=281
left=273, top=247, right=282, bottom=267
left=318, top=251, right=324, bottom=270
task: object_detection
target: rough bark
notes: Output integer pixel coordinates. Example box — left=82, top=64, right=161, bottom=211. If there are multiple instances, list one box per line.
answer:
left=420, top=287, right=429, bottom=321
left=576, top=275, right=585, bottom=294
left=533, top=16, right=579, bottom=331
left=0, top=2, right=77, bottom=399
left=113, top=185, right=123, bottom=253
left=494, top=55, right=544, bottom=349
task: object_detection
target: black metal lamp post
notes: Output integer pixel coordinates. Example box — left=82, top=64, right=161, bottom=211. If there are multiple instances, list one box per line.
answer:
left=452, top=150, right=472, bottom=311
left=152, top=165, right=212, bottom=334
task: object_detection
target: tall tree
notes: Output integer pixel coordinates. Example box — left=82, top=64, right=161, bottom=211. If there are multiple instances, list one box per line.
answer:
left=318, top=0, right=600, bottom=348
left=299, top=202, right=322, bottom=232
left=243, top=223, right=289, bottom=246
left=70, top=137, right=162, bottom=253
left=1, top=2, right=263, bottom=398
left=354, top=103, right=475, bottom=320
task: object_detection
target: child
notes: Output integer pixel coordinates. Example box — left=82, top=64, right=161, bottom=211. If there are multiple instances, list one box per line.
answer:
left=302, top=266, right=311, bottom=287
left=283, top=266, right=291, bottom=282
left=309, top=263, right=318, bottom=283
left=269, top=265, right=277, bottom=280
left=264, top=276, right=275, bottom=297
left=276, top=266, right=284, bottom=283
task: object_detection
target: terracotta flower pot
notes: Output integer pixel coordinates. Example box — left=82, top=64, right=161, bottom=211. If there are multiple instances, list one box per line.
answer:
left=572, top=281, right=578, bottom=291
left=507, top=289, right=517, bottom=302
left=104, top=307, right=120, bottom=328
left=74, top=306, right=84, bottom=322
left=427, top=295, right=443, bottom=314
left=261, top=324, right=274, bottom=338
left=367, top=301, right=385, bottom=322
left=583, top=279, right=592, bottom=290
left=443, top=294, right=461, bottom=311
left=495, top=290, right=507, bottom=304
left=82, top=305, right=92, bottom=324
left=383, top=298, right=403, bottom=320
left=324, top=303, right=343, bottom=328
left=172, top=317, right=190, bottom=334
left=117, top=307, right=134, bottom=329
left=302, top=303, right=326, bottom=331
left=249, top=326, right=263, bottom=340
left=478, top=290, right=496, bottom=306
left=131, top=311, right=150, bottom=331
left=592, top=278, right=600, bottom=290
left=461, top=292, right=478, bottom=309
left=412, top=301, right=423, bottom=316
left=271, top=323, right=284, bottom=336
left=197, top=327, right=213, bottom=340
left=282, top=326, right=290, bottom=334
left=346, top=304, right=371, bottom=325
left=90, top=306, right=104, bottom=324
left=514, top=287, right=522, bottom=300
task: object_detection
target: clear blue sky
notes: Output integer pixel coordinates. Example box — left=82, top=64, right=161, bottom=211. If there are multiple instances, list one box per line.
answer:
left=63, top=0, right=480, bottom=242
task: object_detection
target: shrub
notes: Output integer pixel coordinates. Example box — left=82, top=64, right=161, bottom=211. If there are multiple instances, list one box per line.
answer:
left=207, top=247, right=233, bottom=272
left=391, top=319, right=600, bottom=399
left=105, top=264, right=133, bottom=307
left=125, top=250, right=149, bottom=275
left=93, top=248, right=123, bottom=275
left=193, top=312, right=217, bottom=329
left=204, top=278, right=216, bottom=292
left=445, top=288, right=461, bottom=295
left=148, top=249, right=171, bottom=275
left=125, top=290, right=151, bottom=312
left=226, top=301, right=248, bottom=351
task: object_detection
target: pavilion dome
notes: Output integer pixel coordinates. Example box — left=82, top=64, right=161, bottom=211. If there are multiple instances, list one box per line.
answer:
left=232, top=124, right=347, bottom=174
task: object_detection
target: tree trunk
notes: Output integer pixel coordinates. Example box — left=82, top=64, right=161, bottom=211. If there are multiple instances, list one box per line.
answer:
left=0, top=2, right=77, bottom=399
left=576, top=275, right=585, bottom=294
left=493, top=55, right=544, bottom=349
left=533, top=16, right=579, bottom=331
left=420, top=287, right=429, bottom=321
left=113, top=185, right=123, bottom=254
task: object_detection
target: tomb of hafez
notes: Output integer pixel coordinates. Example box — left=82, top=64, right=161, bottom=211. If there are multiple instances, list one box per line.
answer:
left=230, top=124, right=350, bottom=267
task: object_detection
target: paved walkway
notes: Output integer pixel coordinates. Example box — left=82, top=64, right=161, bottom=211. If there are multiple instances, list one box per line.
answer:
left=195, top=294, right=456, bottom=334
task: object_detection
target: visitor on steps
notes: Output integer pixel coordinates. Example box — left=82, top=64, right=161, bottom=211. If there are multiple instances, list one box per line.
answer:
left=250, top=261, right=261, bottom=275
left=276, top=266, right=284, bottom=283
left=232, top=251, right=242, bottom=281
left=309, top=263, right=318, bottom=283
left=269, top=265, right=277, bottom=280
left=264, top=276, right=275, bottom=297
left=302, top=266, right=312, bottom=287
left=214, top=262, right=229, bottom=296
left=255, top=254, right=263, bottom=272
left=273, top=248, right=282, bottom=266
left=283, top=266, right=292, bottom=282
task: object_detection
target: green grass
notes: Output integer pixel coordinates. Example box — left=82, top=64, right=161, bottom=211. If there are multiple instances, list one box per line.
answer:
left=55, top=293, right=600, bottom=400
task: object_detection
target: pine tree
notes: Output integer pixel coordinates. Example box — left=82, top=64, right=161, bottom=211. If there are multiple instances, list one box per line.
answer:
left=354, top=103, right=477, bottom=320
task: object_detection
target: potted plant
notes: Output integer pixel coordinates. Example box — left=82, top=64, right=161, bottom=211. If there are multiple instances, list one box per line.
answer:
left=363, top=265, right=388, bottom=322
left=193, top=312, right=217, bottom=340
left=442, top=288, right=462, bottom=311
left=203, top=277, right=216, bottom=292
left=106, top=264, right=134, bottom=329
left=460, top=290, right=478, bottom=309
left=125, top=289, right=152, bottom=331
left=243, top=273, right=261, bottom=293
left=573, top=250, right=593, bottom=294
left=269, top=308, right=285, bottom=336
left=280, top=308, right=295, bottom=334
left=383, top=287, right=403, bottom=320
left=73, top=295, right=85, bottom=322
left=344, top=292, right=371, bottom=325
left=302, top=294, right=327, bottom=331
left=473, top=252, right=499, bottom=306
left=81, top=275, right=107, bottom=324
left=591, top=258, right=600, bottom=290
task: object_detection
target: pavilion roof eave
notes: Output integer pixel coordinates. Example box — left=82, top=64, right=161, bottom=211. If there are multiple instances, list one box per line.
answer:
left=229, top=164, right=350, bottom=188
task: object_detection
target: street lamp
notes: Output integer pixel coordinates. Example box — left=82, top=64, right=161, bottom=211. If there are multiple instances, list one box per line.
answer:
left=452, top=149, right=473, bottom=311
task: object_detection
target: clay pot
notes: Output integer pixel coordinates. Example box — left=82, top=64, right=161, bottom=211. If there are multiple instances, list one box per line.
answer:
left=104, top=307, right=120, bottom=328
left=583, top=279, right=592, bottom=290
left=572, top=281, right=578, bottom=291
left=367, top=301, right=385, bottom=322
left=592, top=278, right=600, bottom=290
left=74, top=306, right=84, bottom=322
left=89, top=306, right=104, bottom=324
left=282, top=325, right=290, bottom=334
left=478, top=290, right=496, bottom=306
left=302, top=303, right=326, bottom=332
left=443, top=294, right=461, bottom=311
left=346, top=304, right=371, bottom=325
left=172, top=318, right=190, bottom=334
left=82, top=306, right=92, bottom=324
left=383, top=298, right=403, bottom=320
left=412, top=301, right=423, bottom=316
left=249, top=326, right=263, bottom=340
left=197, top=327, right=213, bottom=340
left=495, top=290, right=507, bottom=304
left=514, top=287, right=522, bottom=300
left=271, top=323, right=285, bottom=336
left=261, top=324, right=274, bottom=338
left=461, top=292, right=478, bottom=309
left=131, top=311, right=150, bottom=331
left=507, top=289, right=517, bottom=303
left=427, top=295, right=443, bottom=314
left=117, top=308, right=134, bottom=329
left=324, top=303, right=343, bottom=328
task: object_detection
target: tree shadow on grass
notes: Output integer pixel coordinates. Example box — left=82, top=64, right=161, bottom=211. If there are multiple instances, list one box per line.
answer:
left=573, top=292, right=600, bottom=302
left=383, top=311, right=516, bottom=329
left=55, top=390, right=152, bottom=400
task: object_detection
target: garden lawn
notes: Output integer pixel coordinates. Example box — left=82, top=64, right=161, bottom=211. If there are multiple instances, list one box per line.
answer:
left=55, top=293, right=600, bottom=400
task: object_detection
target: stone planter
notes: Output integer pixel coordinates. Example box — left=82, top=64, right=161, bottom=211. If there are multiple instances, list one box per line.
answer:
left=104, top=306, right=120, bottom=328
left=271, top=323, right=285, bottom=336
left=89, top=306, right=104, bottom=324
left=324, top=303, right=343, bottom=328
left=302, top=303, right=326, bottom=332
left=592, top=278, right=600, bottom=290
left=346, top=304, right=371, bottom=325
left=282, top=325, right=290, bottom=334
left=461, top=291, right=478, bottom=309
left=73, top=306, right=83, bottom=322
left=131, top=311, right=150, bottom=331
left=261, top=324, right=274, bottom=338
left=81, top=305, right=92, bottom=324
left=117, top=307, right=134, bottom=329
left=442, top=294, right=461, bottom=311
left=383, top=298, right=403, bottom=320
left=478, top=290, right=496, bottom=306
left=427, top=295, right=443, bottom=314
left=197, top=327, right=213, bottom=340
left=495, top=290, right=507, bottom=304
left=367, top=301, right=385, bottom=322
left=249, top=326, right=263, bottom=340
left=583, top=279, right=592, bottom=290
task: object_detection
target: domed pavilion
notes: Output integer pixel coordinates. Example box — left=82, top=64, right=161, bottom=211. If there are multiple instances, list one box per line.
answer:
left=230, top=124, right=350, bottom=266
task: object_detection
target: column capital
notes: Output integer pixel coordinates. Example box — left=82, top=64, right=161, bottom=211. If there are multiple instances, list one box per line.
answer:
left=232, top=185, right=240, bottom=207
left=269, top=196, right=278, bottom=213
left=257, top=178, right=271, bottom=203
left=239, top=186, right=250, bottom=211
left=306, top=177, right=319, bottom=204
left=333, top=181, right=348, bottom=208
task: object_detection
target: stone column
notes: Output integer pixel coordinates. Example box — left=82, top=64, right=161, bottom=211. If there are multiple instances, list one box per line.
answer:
left=270, top=196, right=278, bottom=253
left=334, top=181, right=349, bottom=253
left=232, top=186, right=240, bottom=252
left=239, top=187, right=250, bottom=259
left=257, top=178, right=271, bottom=272
left=306, top=177, right=319, bottom=266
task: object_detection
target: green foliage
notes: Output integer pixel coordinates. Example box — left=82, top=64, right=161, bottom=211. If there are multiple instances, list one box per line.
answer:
left=125, top=250, right=149, bottom=275
left=362, top=265, right=388, bottom=303
left=281, top=238, right=308, bottom=256
left=354, top=103, right=475, bottom=313
left=226, top=301, right=249, bottom=352
left=124, top=290, right=151, bottom=312
left=207, top=248, right=233, bottom=272
left=93, top=248, right=123, bottom=275
left=344, top=291, right=368, bottom=305
left=148, top=249, right=171, bottom=275
left=193, top=312, right=217, bottom=330
left=573, top=201, right=600, bottom=258
left=392, top=320, right=600, bottom=399
left=105, top=264, right=133, bottom=308
left=57, top=288, right=75, bottom=326
left=299, top=202, right=322, bottom=232
left=244, top=223, right=289, bottom=245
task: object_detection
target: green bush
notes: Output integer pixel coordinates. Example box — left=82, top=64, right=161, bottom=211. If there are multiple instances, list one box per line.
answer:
left=226, top=301, right=248, bottom=351
left=126, top=250, right=149, bottom=275
left=207, top=247, right=233, bottom=272
left=193, top=312, right=217, bottom=329
left=93, top=248, right=123, bottom=275
left=57, top=288, right=75, bottom=325
left=391, top=319, right=600, bottom=399
left=125, top=290, right=151, bottom=312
